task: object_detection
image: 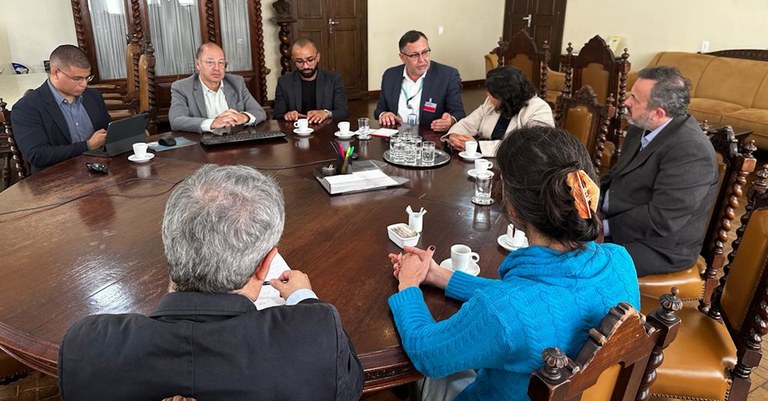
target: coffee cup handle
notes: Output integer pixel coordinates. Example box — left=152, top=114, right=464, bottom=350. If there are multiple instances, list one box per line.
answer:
left=487, top=161, right=494, bottom=169
left=470, top=252, right=480, bottom=262
left=293, top=121, right=299, bottom=128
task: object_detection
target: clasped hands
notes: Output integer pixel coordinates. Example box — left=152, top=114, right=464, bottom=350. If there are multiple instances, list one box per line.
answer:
left=283, top=109, right=330, bottom=124
left=378, top=112, right=454, bottom=132
left=388, top=245, right=452, bottom=291
left=211, top=109, right=249, bottom=129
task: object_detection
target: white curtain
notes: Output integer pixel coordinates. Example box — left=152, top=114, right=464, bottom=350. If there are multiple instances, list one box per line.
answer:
left=147, top=0, right=202, bottom=76
left=88, top=0, right=128, bottom=80
left=219, top=0, right=252, bottom=71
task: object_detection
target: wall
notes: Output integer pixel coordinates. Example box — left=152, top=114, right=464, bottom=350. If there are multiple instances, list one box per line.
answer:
left=562, top=0, right=768, bottom=69
left=0, top=0, right=77, bottom=73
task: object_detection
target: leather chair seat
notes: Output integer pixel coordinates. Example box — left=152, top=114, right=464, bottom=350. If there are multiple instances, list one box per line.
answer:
left=642, top=294, right=737, bottom=400
left=108, top=110, right=134, bottom=120
left=638, top=256, right=705, bottom=306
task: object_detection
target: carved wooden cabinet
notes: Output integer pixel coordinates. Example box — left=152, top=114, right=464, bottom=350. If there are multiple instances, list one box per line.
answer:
left=71, top=0, right=269, bottom=123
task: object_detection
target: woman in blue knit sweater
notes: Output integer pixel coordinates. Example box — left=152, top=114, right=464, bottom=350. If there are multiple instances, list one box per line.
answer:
left=387, top=126, right=640, bottom=401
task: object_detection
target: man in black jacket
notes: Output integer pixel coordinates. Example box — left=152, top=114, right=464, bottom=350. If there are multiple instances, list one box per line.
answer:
left=58, top=164, right=364, bottom=401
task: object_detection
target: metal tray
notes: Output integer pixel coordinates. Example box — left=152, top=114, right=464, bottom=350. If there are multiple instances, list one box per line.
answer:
left=382, top=149, right=450, bottom=168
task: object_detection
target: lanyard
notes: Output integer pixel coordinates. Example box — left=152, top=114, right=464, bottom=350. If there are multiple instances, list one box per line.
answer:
left=401, top=79, right=424, bottom=110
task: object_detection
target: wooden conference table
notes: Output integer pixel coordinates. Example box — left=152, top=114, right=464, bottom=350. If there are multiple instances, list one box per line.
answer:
left=0, top=119, right=511, bottom=392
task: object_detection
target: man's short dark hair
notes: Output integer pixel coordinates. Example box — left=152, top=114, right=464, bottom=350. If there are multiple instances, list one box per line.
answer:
left=49, top=45, right=90, bottom=70
left=398, top=30, right=428, bottom=52
left=292, top=37, right=320, bottom=53
left=638, top=66, right=691, bottom=118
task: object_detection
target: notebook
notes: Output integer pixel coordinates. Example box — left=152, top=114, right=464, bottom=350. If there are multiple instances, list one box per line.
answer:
left=83, top=113, right=149, bottom=157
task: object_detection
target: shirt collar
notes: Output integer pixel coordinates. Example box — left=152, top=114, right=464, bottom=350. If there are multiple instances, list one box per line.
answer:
left=402, top=66, right=427, bottom=85
left=47, top=79, right=82, bottom=105
left=199, top=76, right=224, bottom=95
left=150, top=291, right=256, bottom=318
left=640, top=118, right=673, bottom=149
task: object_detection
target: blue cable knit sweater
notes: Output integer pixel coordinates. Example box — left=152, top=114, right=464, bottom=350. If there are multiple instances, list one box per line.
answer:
left=388, top=242, right=640, bottom=401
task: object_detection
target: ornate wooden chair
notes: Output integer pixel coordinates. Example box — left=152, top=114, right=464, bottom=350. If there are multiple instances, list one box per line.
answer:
left=554, top=86, right=615, bottom=175
left=638, top=127, right=757, bottom=310
left=492, top=29, right=550, bottom=101
left=642, top=165, right=768, bottom=401
left=91, top=34, right=143, bottom=121
left=0, top=98, right=12, bottom=190
left=138, top=40, right=158, bottom=134
left=528, top=297, right=681, bottom=401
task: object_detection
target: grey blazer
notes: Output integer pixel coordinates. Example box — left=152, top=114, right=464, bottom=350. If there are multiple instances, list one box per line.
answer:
left=600, top=115, right=719, bottom=275
left=169, top=73, right=267, bottom=133
left=272, top=69, right=349, bottom=120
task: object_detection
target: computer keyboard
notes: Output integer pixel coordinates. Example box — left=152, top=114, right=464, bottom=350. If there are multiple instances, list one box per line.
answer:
left=200, top=130, right=286, bottom=146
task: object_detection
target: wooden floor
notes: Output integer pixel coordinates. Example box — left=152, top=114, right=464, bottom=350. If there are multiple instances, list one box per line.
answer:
left=3, top=88, right=768, bottom=401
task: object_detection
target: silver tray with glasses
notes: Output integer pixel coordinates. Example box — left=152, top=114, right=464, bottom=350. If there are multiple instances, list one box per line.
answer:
left=382, top=149, right=451, bottom=168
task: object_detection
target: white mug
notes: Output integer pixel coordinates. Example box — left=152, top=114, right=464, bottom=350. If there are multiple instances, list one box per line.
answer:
left=474, top=159, right=493, bottom=173
left=132, top=142, right=148, bottom=158
left=294, top=118, right=309, bottom=132
left=338, top=121, right=351, bottom=133
left=465, top=141, right=478, bottom=155
left=451, top=244, right=480, bottom=272
left=408, top=214, right=423, bottom=233
left=506, top=224, right=527, bottom=248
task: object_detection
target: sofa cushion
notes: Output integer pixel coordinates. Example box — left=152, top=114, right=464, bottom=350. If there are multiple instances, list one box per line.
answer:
left=696, top=57, right=768, bottom=107
left=688, top=98, right=744, bottom=127
left=721, top=109, right=768, bottom=149
left=652, top=52, right=717, bottom=94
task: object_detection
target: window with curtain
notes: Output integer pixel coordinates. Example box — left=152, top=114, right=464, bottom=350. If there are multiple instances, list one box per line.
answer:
left=219, top=0, right=252, bottom=71
left=147, top=0, right=202, bottom=76
left=87, top=0, right=128, bottom=79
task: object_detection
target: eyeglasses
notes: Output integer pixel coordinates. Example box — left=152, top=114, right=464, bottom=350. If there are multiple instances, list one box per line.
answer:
left=201, top=59, right=228, bottom=69
left=400, top=48, right=431, bottom=61
left=293, top=55, right=319, bottom=66
left=57, top=69, right=94, bottom=83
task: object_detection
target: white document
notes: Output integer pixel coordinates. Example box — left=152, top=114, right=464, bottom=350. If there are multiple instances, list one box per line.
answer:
left=254, top=252, right=290, bottom=310
left=371, top=128, right=398, bottom=138
left=323, top=169, right=399, bottom=194
left=479, top=140, right=501, bottom=158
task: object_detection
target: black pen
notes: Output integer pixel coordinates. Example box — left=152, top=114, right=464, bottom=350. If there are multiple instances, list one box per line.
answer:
left=263, top=280, right=288, bottom=286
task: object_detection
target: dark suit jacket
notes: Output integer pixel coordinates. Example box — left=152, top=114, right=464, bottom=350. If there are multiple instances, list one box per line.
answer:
left=11, top=82, right=110, bottom=172
left=374, top=61, right=465, bottom=127
left=600, top=115, right=719, bottom=275
left=273, top=69, right=349, bottom=120
left=58, top=292, right=364, bottom=401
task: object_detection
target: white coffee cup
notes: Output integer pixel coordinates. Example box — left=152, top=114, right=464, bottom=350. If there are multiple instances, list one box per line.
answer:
left=465, top=141, right=478, bottom=156
left=474, top=159, right=493, bottom=173
left=338, top=121, right=351, bottom=134
left=294, top=118, right=309, bottom=132
left=451, top=244, right=480, bottom=272
left=132, top=142, right=148, bottom=159
left=506, top=224, right=527, bottom=248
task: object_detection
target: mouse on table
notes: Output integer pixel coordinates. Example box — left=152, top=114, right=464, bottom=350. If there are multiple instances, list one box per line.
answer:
left=158, top=136, right=176, bottom=146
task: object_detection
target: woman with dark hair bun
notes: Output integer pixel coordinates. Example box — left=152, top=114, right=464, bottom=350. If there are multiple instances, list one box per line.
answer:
left=445, top=66, right=554, bottom=151
left=387, top=126, right=639, bottom=401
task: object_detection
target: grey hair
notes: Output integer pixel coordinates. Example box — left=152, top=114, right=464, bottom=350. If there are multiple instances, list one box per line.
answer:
left=638, top=66, right=691, bottom=118
left=162, top=164, right=285, bottom=293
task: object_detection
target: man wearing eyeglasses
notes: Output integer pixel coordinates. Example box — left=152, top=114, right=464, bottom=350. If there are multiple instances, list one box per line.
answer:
left=273, top=38, right=348, bottom=123
left=11, top=44, right=111, bottom=172
left=169, top=42, right=267, bottom=133
left=374, top=30, right=465, bottom=132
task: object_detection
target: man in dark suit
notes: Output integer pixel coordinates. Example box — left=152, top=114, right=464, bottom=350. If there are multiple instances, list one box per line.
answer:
left=600, top=66, right=718, bottom=276
left=58, top=165, right=364, bottom=401
left=273, top=38, right=348, bottom=123
left=12, top=45, right=110, bottom=172
left=169, top=42, right=267, bottom=133
left=374, top=30, right=465, bottom=132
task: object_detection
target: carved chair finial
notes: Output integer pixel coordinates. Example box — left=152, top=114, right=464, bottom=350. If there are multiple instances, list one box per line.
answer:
left=658, top=287, right=683, bottom=323
left=540, top=347, right=569, bottom=381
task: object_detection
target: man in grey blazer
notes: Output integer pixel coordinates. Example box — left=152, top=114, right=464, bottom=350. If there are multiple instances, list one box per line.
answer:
left=273, top=38, right=348, bottom=123
left=169, top=43, right=267, bottom=133
left=600, top=66, right=718, bottom=276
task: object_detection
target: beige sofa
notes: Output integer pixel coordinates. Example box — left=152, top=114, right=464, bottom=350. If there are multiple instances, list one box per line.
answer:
left=627, top=51, right=768, bottom=149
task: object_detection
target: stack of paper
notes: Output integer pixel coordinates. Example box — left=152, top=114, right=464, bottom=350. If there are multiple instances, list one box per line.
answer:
left=322, top=169, right=399, bottom=194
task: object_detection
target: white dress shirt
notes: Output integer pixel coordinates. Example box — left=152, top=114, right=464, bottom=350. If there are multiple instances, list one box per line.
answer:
left=397, top=69, right=426, bottom=124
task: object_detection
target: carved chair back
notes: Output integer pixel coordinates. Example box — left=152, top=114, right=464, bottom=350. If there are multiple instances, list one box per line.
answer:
left=554, top=86, right=615, bottom=175
left=529, top=300, right=680, bottom=401
left=495, top=29, right=550, bottom=99
left=138, top=40, right=157, bottom=134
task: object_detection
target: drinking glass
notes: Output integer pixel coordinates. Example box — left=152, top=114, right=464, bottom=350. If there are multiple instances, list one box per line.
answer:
left=472, top=171, right=494, bottom=205
left=421, top=141, right=436, bottom=164
left=357, top=117, right=371, bottom=140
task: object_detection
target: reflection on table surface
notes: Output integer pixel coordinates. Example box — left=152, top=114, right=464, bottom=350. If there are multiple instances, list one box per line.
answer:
left=0, top=118, right=511, bottom=392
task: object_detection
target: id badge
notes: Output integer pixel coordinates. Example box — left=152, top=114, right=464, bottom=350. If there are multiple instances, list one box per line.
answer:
left=422, top=98, right=437, bottom=113
left=407, top=113, right=418, bottom=125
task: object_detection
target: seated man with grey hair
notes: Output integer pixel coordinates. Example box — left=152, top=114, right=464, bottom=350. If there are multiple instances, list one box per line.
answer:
left=58, top=165, right=364, bottom=400
left=599, top=65, right=718, bottom=276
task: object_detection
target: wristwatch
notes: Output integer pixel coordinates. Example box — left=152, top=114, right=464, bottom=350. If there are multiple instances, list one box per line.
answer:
left=324, top=109, right=333, bottom=119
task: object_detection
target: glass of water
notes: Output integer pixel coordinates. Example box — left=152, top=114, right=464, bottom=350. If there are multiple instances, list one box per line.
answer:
left=421, top=141, right=436, bottom=164
left=357, top=117, right=371, bottom=140
left=391, top=137, right=406, bottom=163
left=472, top=171, right=494, bottom=205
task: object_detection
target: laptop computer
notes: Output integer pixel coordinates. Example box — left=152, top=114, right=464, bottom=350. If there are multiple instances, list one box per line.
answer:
left=83, top=112, right=149, bottom=157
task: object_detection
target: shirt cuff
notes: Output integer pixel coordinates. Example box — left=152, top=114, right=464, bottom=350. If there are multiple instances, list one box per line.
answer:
left=603, top=219, right=611, bottom=237
left=285, top=288, right=318, bottom=305
left=242, top=112, right=256, bottom=125
left=200, top=118, right=215, bottom=133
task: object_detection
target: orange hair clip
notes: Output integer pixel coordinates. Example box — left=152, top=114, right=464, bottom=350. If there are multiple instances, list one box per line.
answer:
left=565, top=170, right=600, bottom=220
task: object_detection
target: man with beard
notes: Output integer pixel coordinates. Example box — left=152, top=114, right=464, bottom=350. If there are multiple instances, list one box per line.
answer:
left=374, top=30, right=465, bottom=132
left=169, top=42, right=267, bottom=133
left=273, top=38, right=348, bottom=123
left=599, top=66, right=718, bottom=276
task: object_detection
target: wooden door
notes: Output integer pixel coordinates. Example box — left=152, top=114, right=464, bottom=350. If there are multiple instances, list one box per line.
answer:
left=293, top=0, right=367, bottom=100
left=503, top=0, right=567, bottom=71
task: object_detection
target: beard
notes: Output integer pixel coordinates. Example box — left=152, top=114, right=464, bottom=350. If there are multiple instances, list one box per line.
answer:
left=299, top=66, right=318, bottom=79
left=625, top=109, right=653, bottom=131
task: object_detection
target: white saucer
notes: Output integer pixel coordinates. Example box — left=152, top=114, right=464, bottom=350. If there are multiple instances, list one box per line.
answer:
left=334, top=131, right=356, bottom=139
left=128, top=153, right=155, bottom=163
left=293, top=128, right=314, bottom=136
left=467, top=169, right=495, bottom=178
left=458, top=151, right=483, bottom=161
left=497, top=235, right=528, bottom=252
left=440, top=258, right=480, bottom=276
